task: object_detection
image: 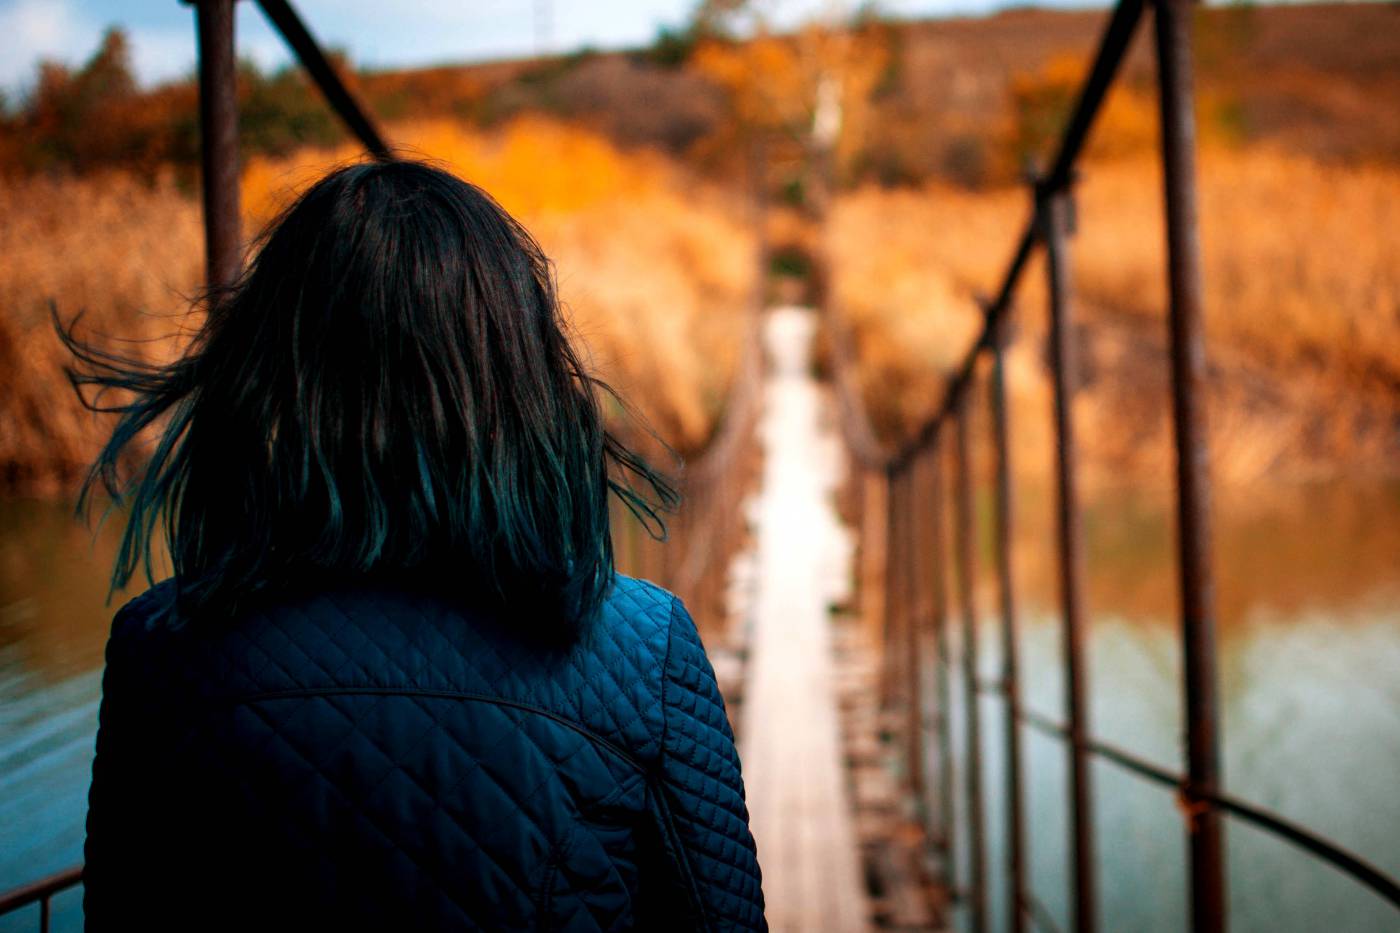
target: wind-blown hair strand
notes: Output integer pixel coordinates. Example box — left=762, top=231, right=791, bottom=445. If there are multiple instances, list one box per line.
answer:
left=57, top=159, right=678, bottom=638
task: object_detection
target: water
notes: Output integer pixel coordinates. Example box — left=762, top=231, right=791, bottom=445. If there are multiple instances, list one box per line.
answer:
left=0, top=501, right=139, bottom=931
left=934, top=478, right=1400, bottom=933
left=2, top=480, right=1399, bottom=931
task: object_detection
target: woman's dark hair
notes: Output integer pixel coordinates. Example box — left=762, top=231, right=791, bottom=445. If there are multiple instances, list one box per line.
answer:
left=58, top=159, right=678, bottom=636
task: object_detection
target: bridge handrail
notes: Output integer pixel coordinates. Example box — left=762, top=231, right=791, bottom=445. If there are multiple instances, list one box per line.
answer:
left=181, top=0, right=390, bottom=289
left=830, top=0, right=1144, bottom=474
left=0, top=866, right=83, bottom=931
left=824, top=0, right=1400, bottom=930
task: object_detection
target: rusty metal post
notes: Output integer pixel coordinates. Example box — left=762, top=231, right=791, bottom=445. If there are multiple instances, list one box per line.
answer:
left=882, top=464, right=901, bottom=711
left=190, top=0, right=242, bottom=290
left=255, top=0, right=391, bottom=158
left=1153, top=1, right=1226, bottom=929
left=863, top=468, right=890, bottom=644
left=929, top=434, right=957, bottom=883
left=953, top=395, right=987, bottom=933
left=1041, top=179, right=1098, bottom=933
left=905, top=456, right=928, bottom=807
left=988, top=305, right=1028, bottom=933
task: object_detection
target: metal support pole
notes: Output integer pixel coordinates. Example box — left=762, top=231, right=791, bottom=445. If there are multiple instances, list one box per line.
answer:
left=882, top=464, right=901, bottom=711
left=863, top=468, right=890, bottom=647
left=1153, top=1, right=1226, bottom=929
left=989, top=307, right=1028, bottom=933
left=906, top=457, right=927, bottom=808
left=953, top=396, right=987, bottom=933
left=929, top=435, right=957, bottom=882
left=1042, top=180, right=1097, bottom=933
left=255, top=0, right=391, bottom=158
left=191, top=0, right=241, bottom=290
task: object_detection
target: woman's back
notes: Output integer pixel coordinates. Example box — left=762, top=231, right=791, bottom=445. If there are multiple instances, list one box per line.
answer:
left=83, top=574, right=764, bottom=931
left=64, top=159, right=764, bottom=930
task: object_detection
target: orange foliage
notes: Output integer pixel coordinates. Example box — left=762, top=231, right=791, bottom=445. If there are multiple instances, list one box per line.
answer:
left=693, top=36, right=812, bottom=132
left=0, top=171, right=203, bottom=493
left=1008, top=53, right=1161, bottom=163
left=242, top=117, right=756, bottom=451
left=828, top=143, right=1400, bottom=483
left=0, top=116, right=756, bottom=493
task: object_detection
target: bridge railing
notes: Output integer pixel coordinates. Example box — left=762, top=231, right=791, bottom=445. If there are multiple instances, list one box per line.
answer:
left=823, top=1, right=1400, bottom=932
left=609, top=141, right=769, bottom=637
left=610, top=302, right=765, bottom=636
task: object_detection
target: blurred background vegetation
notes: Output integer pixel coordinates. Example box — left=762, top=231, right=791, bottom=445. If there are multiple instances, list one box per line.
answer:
left=2, top=1, right=1397, bottom=494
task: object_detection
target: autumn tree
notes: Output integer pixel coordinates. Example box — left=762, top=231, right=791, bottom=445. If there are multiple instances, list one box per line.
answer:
left=689, top=1, right=890, bottom=213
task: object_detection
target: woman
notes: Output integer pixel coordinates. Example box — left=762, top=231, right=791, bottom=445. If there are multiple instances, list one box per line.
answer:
left=66, top=160, right=766, bottom=931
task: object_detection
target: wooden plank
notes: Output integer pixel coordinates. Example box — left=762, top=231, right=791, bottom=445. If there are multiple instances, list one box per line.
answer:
left=739, top=307, right=870, bottom=933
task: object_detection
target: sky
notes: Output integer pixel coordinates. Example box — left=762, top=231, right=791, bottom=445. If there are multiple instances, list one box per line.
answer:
left=0, top=0, right=1115, bottom=95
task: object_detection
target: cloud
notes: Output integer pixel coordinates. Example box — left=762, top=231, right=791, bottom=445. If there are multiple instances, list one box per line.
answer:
left=0, top=0, right=91, bottom=89
left=124, top=25, right=194, bottom=86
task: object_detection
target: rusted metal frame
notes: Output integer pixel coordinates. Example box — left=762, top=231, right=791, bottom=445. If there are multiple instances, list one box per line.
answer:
left=889, top=0, right=1147, bottom=472
left=1151, top=1, right=1226, bottom=929
left=672, top=306, right=766, bottom=595
left=0, top=866, right=82, bottom=927
left=1024, top=890, right=1067, bottom=933
left=183, top=0, right=392, bottom=289
left=928, top=433, right=958, bottom=884
left=189, top=0, right=242, bottom=290
left=987, top=302, right=1028, bottom=933
left=894, top=466, right=914, bottom=730
left=893, top=226, right=1032, bottom=469
left=1016, top=708, right=1400, bottom=912
left=255, top=0, right=392, bottom=158
left=880, top=463, right=903, bottom=711
left=1041, top=181, right=1097, bottom=933
left=952, top=391, right=987, bottom=933
left=670, top=146, right=768, bottom=605
left=1042, top=0, right=1148, bottom=191
left=904, top=456, right=928, bottom=810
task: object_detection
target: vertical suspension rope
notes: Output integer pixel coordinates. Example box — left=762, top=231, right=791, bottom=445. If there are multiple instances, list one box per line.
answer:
left=1152, top=1, right=1226, bottom=928
left=989, top=309, right=1029, bottom=933
left=928, top=435, right=958, bottom=891
left=953, top=395, right=988, bottom=933
left=1042, top=179, right=1098, bottom=933
left=189, top=0, right=241, bottom=290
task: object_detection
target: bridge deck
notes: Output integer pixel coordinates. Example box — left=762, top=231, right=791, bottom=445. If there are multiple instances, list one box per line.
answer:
left=736, top=307, right=870, bottom=933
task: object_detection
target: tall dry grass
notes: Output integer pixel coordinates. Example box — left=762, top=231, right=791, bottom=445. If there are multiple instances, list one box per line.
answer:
left=242, top=117, right=758, bottom=452
left=828, top=144, right=1400, bottom=485
left=0, top=117, right=756, bottom=495
left=0, top=171, right=203, bottom=494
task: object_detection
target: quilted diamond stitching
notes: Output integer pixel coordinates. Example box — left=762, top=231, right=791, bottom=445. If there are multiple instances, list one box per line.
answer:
left=89, top=574, right=762, bottom=931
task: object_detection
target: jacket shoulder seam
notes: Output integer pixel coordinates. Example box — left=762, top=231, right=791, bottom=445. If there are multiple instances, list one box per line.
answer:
left=235, top=686, right=647, bottom=773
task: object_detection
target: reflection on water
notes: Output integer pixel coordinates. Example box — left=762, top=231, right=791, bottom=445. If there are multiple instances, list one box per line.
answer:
left=939, top=477, right=1400, bottom=933
left=2, top=481, right=1399, bottom=931
left=0, top=500, right=141, bottom=932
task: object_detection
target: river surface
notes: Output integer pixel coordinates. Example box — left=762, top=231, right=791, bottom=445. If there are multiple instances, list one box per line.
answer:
left=2, top=476, right=1399, bottom=930
left=935, top=476, right=1400, bottom=933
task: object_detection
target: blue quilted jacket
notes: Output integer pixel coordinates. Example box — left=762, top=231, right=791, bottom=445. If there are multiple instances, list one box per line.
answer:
left=83, top=574, right=766, bottom=931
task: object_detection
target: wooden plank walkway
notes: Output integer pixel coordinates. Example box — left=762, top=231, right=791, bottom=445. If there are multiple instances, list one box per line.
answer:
left=738, top=307, right=870, bottom=933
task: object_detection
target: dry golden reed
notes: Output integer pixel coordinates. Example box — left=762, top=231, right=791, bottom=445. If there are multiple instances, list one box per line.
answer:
left=828, top=144, right=1400, bottom=485
left=0, top=117, right=756, bottom=494
left=0, top=170, right=203, bottom=494
left=242, top=117, right=758, bottom=452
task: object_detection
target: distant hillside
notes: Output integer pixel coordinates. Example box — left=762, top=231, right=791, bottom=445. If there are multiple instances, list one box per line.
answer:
left=4, top=4, right=1397, bottom=184
left=3, top=3, right=1397, bottom=494
left=353, top=3, right=1400, bottom=182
